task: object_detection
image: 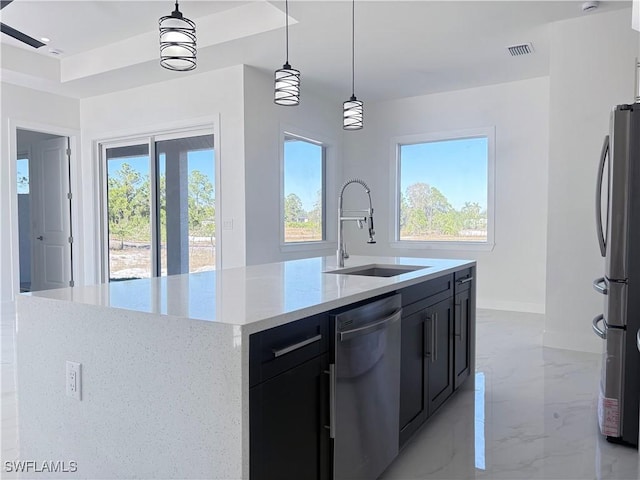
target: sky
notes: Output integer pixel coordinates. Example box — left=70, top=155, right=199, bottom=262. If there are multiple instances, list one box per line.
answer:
left=19, top=137, right=486, bottom=213
left=284, top=140, right=323, bottom=211
left=106, top=149, right=215, bottom=187
left=18, top=149, right=215, bottom=195
left=16, top=158, right=29, bottom=194
left=400, top=137, right=488, bottom=210
left=283, top=136, right=488, bottom=213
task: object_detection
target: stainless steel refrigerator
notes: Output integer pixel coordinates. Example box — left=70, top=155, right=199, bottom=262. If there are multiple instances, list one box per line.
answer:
left=593, top=103, right=640, bottom=446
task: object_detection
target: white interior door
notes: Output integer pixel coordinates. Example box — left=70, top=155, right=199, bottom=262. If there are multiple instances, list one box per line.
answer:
left=30, top=137, right=72, bottom=291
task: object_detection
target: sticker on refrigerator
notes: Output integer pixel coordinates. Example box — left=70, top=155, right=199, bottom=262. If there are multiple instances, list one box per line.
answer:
left=597, top=391, right=620, bottom=437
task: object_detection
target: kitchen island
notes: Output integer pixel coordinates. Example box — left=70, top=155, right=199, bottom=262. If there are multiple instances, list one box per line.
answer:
left=15, top=255, right=475, bottom=479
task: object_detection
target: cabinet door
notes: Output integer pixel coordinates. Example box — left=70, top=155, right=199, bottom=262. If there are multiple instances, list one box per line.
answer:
left=250, top=354, right=330, bottom=480
left=425, top=297, right=454, bottom=416
left=454, top=289, right=471, bottom=389
left=399, top=309, right=427, bottom=445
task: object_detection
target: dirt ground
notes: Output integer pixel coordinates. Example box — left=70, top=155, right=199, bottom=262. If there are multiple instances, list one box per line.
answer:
left=284, top=226, right=322, bottom=243
left=109, top=240, right=215, bottom=279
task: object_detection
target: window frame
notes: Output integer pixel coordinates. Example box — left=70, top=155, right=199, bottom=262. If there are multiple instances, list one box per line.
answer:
left=98, top=125, right=218, bottom=281
left=279, top=128, right=330, bottom=251
left=389, top=126, right=496, bottom=251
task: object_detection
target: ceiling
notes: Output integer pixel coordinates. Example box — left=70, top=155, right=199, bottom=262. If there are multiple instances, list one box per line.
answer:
left=0, top=0, right=633, bottom=101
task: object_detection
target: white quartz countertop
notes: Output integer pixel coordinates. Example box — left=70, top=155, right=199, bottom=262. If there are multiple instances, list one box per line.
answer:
left=24, top=255, right=474, bottom=333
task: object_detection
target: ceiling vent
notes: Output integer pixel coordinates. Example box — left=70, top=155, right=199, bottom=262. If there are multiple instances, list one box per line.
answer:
left=507, top=43, right=534, bottom=57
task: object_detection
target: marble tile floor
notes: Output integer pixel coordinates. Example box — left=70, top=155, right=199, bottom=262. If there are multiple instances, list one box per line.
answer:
left=382, top=310, right=640, bottom=480
left=1, top=307, right=639, bottom=479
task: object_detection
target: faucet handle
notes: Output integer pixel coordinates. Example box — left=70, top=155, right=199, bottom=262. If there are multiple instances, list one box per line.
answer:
left=343, top=243, right=349, bottom=259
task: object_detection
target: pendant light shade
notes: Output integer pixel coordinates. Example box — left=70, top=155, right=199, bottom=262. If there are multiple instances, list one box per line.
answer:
left=275, top=63, right=301, bottom=106
left=343, top=95, right=363, bottom=130
left=159, top=1, right=196, bottom=72
left=274, top=0, right=300, bottom=106
left=343, top=0, right=363, bottom=130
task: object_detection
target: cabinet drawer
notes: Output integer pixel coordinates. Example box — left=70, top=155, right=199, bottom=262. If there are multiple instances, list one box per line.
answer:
left=454, top=268, right=474, bottom=293
left=250, top=313, right=329, bottom=387
left=401, top=274, right=453, bottom=308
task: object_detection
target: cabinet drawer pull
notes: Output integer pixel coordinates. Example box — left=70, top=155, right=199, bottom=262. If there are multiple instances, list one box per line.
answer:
left=323, top=364, right=336, bottom=438
left=456, top=276, right=474, bottom=285
left=433, top=312, right=438, bottom=363
left=272, top=334, right=322, bottom=358
left=424, top=314, right=433, bottom=359
left=454, top=302, right=462, bottom=338
left=329, top=363, right=335, bottom=438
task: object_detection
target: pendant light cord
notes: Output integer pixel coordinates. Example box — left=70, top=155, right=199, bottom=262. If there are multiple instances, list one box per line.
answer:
left=285, top=0, right=290, bottom=65
left=351, top=0, right=355, bottom=97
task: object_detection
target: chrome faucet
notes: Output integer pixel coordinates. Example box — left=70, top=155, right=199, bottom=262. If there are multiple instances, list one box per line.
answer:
left=337, top=179, right=376, bottom=267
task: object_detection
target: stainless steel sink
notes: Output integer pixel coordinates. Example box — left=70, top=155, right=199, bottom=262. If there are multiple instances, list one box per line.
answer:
left=325, top=264, right=429, bottom=278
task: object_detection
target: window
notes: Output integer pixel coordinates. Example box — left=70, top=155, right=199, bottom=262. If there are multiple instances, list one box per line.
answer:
left=17, top=157, right=29, bottom=194
left=102, top=131, right=215, bottom=281
left=395, top=128, right=494, bottom=247
left=282, top=134, right=325, bottom=243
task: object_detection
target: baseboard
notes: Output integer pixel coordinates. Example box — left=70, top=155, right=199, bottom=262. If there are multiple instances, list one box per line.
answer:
left=543, top=328, right=602, bottom=354
left=476, top=299, right=545, bottom=314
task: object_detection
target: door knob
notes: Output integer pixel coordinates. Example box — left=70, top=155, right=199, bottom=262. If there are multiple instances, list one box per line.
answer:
left=36, top=236, right=44, bottom=240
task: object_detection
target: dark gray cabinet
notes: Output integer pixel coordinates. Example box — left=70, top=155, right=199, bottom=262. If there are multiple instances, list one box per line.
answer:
left=399, top=269, right=474, bottom=447
left=250, top=354, right=330, bottom=480
left=454, top=289, right=471, bottom=389
left=453, top=268, right=474, bottom=390
left=399, top=275, right=454, bottom=445
left=249, top=313, right=331, bottom=480
left=426, top=297, right=454, bottom=415
left=399, top=306, right=428, bottom=440
left=248, top=267, right=475, bottom=477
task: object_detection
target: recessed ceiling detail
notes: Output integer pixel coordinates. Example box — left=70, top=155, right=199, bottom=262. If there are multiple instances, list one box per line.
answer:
left=507, top=43, right=534, bottom=57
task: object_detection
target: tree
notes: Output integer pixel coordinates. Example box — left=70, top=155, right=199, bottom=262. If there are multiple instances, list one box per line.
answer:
left=188, top=170, right=215, bottom=238
left=107, top=163, right=150, bottom=248
left=461, top=202, right=484, bottom=230
left=306, top=189, right=323, bottom=237
left=284, top=193, right=305, bottom=223
left=404, top=182, right=453, bottom=236
left=399, top=192, right=409, bottom=231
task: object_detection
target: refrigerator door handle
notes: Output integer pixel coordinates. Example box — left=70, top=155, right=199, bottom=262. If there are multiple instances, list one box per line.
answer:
left=592, top=314, right=607, bottom=339
left=593, top=277, right=608, bottom=295
left=595, top=135, right=610, bottom=257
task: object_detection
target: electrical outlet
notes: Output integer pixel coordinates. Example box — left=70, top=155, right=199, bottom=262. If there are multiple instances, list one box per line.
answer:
left=223, top=219, right=234, bottom=230
left=66, top=361, right=81, bottom=400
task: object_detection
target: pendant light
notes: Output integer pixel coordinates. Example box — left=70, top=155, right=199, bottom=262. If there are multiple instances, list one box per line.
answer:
left=274, top=0, right=300, bottom=106
left=343, top=0, right=363, bottom=130
left=159, top=1, right=197, bottom=72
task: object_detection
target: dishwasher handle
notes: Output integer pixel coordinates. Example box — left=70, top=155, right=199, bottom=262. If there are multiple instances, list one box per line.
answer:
left=339, top=308, right=402, bottom=341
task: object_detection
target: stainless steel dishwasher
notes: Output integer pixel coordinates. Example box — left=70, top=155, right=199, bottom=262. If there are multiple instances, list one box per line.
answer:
left=330, top=294, right=402, bottom=480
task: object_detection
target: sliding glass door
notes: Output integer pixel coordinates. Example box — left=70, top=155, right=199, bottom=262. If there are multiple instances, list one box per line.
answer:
left=103, top=131, right=215, bottom=281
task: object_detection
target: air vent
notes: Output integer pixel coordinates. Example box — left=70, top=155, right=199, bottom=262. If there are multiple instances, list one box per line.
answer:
left=507, top=43, right=534, bottom=56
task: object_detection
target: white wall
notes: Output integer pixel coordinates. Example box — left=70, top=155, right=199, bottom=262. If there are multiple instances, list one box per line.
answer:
left=544, top=8, right=639, bottom=353
left=79, top=66, right=247, bottom=283
left=342, top=77, right=550, bottom=313
left=17, top=194, right=31, bottom=287
left=242, top=66, right=343, bottom=265
left=0, top=82, right=80, bottom=307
